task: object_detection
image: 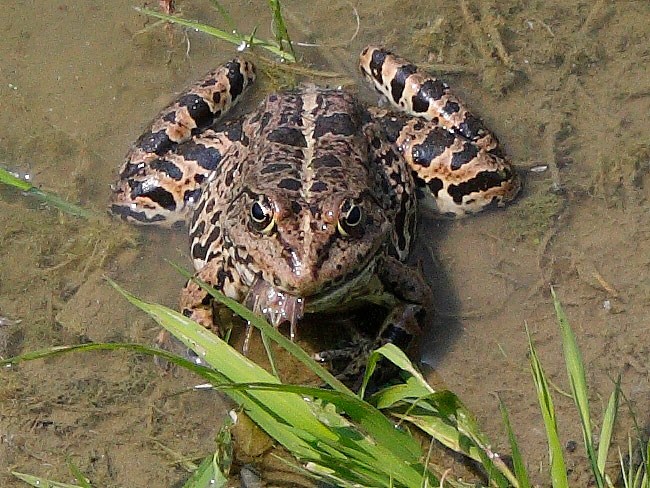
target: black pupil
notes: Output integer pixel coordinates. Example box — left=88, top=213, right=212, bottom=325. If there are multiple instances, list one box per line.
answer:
left=346, top=206, right=361, bottom=225
left=251, top=201, right=267, bottom=222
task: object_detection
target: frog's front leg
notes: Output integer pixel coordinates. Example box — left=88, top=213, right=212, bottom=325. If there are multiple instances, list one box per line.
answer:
left=316, top=258, right=431, bottom=387
left=179, top=258, right=246, bottom=334
left=371, top=256, right=432, bottom=354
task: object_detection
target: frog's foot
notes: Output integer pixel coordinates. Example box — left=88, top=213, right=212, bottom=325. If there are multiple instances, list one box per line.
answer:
left=315, top=303, right=424, bottom=390
left=314, top=332, right=375, bottom=389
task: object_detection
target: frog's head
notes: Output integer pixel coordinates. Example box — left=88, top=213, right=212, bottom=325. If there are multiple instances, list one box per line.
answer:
left=227, top=184, right=389, bottom=295
left=222, top=157, right=392, bottom=328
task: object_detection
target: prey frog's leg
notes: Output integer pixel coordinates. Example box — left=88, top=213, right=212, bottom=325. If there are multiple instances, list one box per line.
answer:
left=360, top=46, right=521, bottom=216
left=110, top=57, right=255, bottom=226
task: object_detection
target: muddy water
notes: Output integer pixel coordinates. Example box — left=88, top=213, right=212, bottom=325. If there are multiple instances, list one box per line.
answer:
left=1, top=0, right=649, bottom=486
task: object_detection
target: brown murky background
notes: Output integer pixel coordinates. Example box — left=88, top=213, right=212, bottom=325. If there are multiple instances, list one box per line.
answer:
left=1, top=0, right=649, bottom=486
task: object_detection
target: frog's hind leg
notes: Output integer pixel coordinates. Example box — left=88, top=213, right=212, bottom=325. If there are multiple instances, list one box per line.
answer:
left=360, top=45, right=497, bottom=152
left=371, top=110, right=520, bottom=216
left=360, top=46, right=521, bottom=216
left=110, top=57, right=255, bottom=227
left=314, top=303, right=423, bottom=391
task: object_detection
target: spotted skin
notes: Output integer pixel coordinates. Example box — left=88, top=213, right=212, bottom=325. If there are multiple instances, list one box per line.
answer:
left=110, top=57, right=255, bottom=226
left=360, top=46, right=521, bottom=216
left=110, top=47, right=521, bottom=380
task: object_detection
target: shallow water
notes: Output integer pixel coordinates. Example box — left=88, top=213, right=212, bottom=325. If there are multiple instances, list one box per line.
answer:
left=1, top=0, right=649, bottom=486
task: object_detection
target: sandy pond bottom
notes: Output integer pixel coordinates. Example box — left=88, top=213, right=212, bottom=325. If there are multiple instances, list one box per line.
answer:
left=1, top=0, right=650, bottom=486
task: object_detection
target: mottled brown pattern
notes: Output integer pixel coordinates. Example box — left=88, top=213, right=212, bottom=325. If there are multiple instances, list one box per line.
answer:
left=109, top=47, right=521, bottom=370
left=109, top=57, right=255, bottom=225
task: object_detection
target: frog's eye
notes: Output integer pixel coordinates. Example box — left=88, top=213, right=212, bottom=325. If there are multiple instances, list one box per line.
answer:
left=250, top=198, right=275, bottom=235
left=337, top=199, right=363, bottom=237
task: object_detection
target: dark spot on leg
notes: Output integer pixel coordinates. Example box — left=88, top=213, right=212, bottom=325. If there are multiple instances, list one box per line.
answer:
left=412, top=79, right=448, bottom=113
left=136, top=130, right=173, bottom=155
left=457, top=113, right=488, bottom=142
left=411, top=127, right=456, bottom=167
left=447, top=170, right=508, bottom=204
left=427, top=177, right=443, bottom=197
left=450, top=142, right=479, bottom=170
left=370, top=48, right=388, bottom=83
left=443, top=100, right=460, bottom=114
left=390, top=64, right=417, bottom=103
left=150, top=158, right=183, bottom=180
left=129, top=181, right=176, bottom=211
left=178, top=94, right=212, bottom=127
left=177, top=141, right=223, bottom=170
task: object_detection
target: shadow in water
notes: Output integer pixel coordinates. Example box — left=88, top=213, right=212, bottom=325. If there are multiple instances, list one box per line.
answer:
left=411, top=214, right=463, bottom=369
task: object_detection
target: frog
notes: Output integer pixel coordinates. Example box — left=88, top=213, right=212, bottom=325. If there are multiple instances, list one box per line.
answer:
left=109, top=46, right=520, bottom=376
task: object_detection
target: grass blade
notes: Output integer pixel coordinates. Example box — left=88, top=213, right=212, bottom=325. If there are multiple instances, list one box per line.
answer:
left=12, top=472, right=82, bottom=488
left=526, top=322, right=569, bottom=488
left=1, top=166, right=97, bottom=219
left=182, top=454, right=227, bottom=488
left=268, top=0, right=296, bottom=59
left=134, top=7, right=296, bottom=62
left=360, top=343, right=434, bottom=399
left=551, top=288, right=603, bottom=487
left=167, top=261, right=351, bottom=395
left=597, top=374, right=621, bottom=478
left=66, top=460, right=93, bottom=488
left=498, top=396, right=530, bottom=488
left=260, top=331, right=280, bottom=379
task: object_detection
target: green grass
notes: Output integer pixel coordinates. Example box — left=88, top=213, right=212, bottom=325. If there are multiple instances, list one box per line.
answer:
left=3, top=276, right=649, bottom=487
left=0, top=166, right=97, bottom=219
left=134, top=0, right=297, bottom=62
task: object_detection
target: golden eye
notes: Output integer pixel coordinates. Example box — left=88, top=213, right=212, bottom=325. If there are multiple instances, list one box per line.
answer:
left=337, top=199, right=363, bottom=237
left=250, top=198, right=275, bottom=234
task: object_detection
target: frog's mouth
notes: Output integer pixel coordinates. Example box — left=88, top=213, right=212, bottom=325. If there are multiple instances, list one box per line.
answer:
left=244, top=278, right=305, bottom=340
left=243, top=256, right=379, bottom=339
